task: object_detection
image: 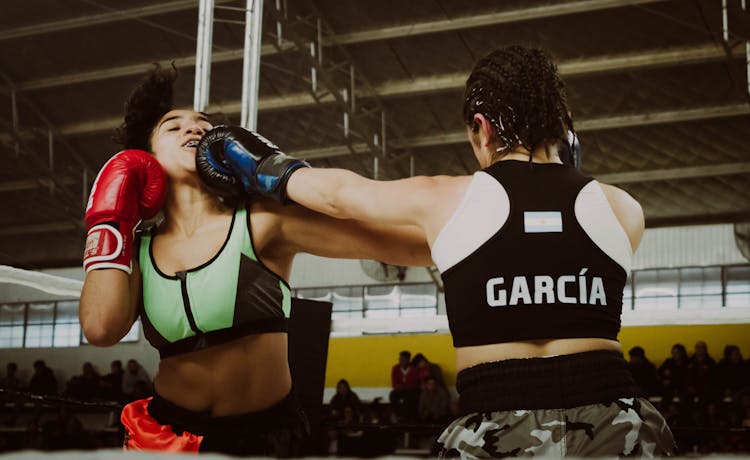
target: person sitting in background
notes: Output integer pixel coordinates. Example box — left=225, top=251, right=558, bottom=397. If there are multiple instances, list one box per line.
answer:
left=389, top=350, right=420, bottom=422
left=627, top=346, right=659, bottom=397
left=418, top=376, right=450, bottom=423
left=100, top=360, right=125, bottom=402
left=689, top=340, right=717, bottom=403
left=28, top=360, right=57, bottom=396
left=658, top=343, right=689, bottom=402
left=121, top=359, right=151, bottom=402
left=412, top=353, right=445, bottom=390
left=716, top=345, right=749, bottom=401
left=64, top=362, right=101, bottom=401
left=1, top=362, right=27, bottom=426
left=329, top=379, right=361, bottom=423
left=0, top=362, right=25, bottom=392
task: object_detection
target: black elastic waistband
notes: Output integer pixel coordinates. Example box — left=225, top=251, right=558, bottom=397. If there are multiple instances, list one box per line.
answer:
left=147, top=390, right=300, bottom=436
left=158, top=318, right=289, bottom=358
left=457, top=350, right=638, bottom=415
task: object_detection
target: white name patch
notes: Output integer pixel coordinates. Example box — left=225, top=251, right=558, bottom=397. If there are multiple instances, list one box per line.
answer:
left=524, top=211, right=562, bottom=233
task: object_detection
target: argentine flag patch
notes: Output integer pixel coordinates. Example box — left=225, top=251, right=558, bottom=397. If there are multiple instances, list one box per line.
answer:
left=524, top=211, right=563, bottom=233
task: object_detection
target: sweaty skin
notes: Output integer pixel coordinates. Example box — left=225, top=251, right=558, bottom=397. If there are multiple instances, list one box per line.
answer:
left=80, top=110, right=433, bottom=416
left=285, top=118, right=644, bottom=374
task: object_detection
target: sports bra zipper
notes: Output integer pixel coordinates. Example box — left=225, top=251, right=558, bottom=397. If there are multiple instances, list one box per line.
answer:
left=175, top=271, right=205, bottom=345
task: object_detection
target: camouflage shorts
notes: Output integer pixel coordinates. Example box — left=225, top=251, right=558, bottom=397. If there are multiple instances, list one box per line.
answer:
left=437, top=397, right=675, bottom=458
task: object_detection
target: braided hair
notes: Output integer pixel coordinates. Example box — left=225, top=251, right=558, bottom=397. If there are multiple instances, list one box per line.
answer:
left=463, top=45, right=574, bottom=161
left=113, top=63, right=178, bottom=151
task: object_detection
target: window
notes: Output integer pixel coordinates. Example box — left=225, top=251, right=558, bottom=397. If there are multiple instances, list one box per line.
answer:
left=633, top=269, right=679, bottom=310
left=0, top=304, right=25, bottom=348
left=399, top=284, right=438, bottom=317
left=331, top=287, right=364, bottom=319
left=25, top=302, right=55, bottom=348
left=626, top=264, right=750, bottom=311
left=54, top=301, right=81, bottom=347
left=296, top=287, right=333, bottom=303
left=364, top=285, right=400, bottom=318
left=0, top=300, right=139, bottom=349
left=296, top=283, right=439, bottom=325
left=622, top=276, right=633, bottom=311
left=726, top=265, right=750, bottom=307
left=679, top=267, right=722, bottom=309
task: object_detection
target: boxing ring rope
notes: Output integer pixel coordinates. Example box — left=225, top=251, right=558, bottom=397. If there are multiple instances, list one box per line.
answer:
left=0, top=388, right=121, bottom=411
left=0, top=265, right=83, bottom=298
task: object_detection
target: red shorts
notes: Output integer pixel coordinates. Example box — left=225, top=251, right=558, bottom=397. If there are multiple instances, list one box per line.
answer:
left=121, top=397, right=202, bottom=452
left=120, top=391, right=307, bottom=456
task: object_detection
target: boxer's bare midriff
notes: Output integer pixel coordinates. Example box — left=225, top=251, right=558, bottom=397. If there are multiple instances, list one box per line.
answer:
left=456, top=338, right=622, bottom=372
left=154, top=332, right=291, bottom=416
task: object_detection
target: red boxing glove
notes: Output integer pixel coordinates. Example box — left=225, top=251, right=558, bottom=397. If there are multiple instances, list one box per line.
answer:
left=83, top=150, right=167, bottom=273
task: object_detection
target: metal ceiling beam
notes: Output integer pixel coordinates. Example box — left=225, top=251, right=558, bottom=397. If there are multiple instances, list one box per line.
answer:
left=293, top=103, right=748, bottom=159
left=576, top=103, right=750, bottom=130
left=328, top=0, right=665, bottom=46
left=597, top=162, right=750, bottom=184
left=18, top=43, right=739, bottom=140
left=646, top=212, right=750, bottom=228
left=0, top=0, right=233, bottom=41
left=3, top=100, right=746, bottom=159
left=0, top=221, right=78, bottom=237
left=0, top=177, right=77, bottom=193
left=9, top=0, right=670, bottom=93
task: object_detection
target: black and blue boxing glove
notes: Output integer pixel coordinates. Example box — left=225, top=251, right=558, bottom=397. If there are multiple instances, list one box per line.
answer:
left=196, top=125, right=310, bottom=203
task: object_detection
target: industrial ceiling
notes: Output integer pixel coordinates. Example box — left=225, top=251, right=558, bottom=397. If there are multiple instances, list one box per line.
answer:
left=0, top=0, right=749, bottom=269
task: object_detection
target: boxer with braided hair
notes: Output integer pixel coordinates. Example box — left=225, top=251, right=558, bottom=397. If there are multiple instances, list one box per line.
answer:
left=463, top=45, right=575, bottom=162
left=79, top=64, right=431, bottom=456
left=228, top=44, right=675, bottom=457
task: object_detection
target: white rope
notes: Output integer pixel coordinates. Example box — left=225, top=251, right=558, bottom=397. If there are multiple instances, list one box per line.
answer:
left=0, top=265, right=83, bottom=298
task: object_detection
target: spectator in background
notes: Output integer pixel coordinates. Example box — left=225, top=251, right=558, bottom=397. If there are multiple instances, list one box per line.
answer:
left=122, top=359, right=151, bottom=402
left=412, top=353, right=445, bottom=389
left=64, top=362, right=101, bottom=401
left=716, top=345, right=749, bottom=401
left=1, top=362, right=27, bottom=426
left=329, top=379, right=361, bottom=423
left=100, top=360, right=125, bottom=402
left=0, top=362, right=26, bottom=392
left=689, top=340, right=717, bottom=402
left=658, top=343, right=689, bottom=402
left=389, top=350, right=420, bottom=422
left=627, top=346, right=659, bottom=397
left=28, top=360, right=57, bottom=396
left=418, top=376, right=450, bottom=423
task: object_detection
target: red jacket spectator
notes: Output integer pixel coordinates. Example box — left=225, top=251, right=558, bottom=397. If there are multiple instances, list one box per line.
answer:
left=391, top=352, right=419, bottom=390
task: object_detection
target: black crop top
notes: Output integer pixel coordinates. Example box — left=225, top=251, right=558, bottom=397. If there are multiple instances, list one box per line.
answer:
left=439, top=161, right=629, bottom=347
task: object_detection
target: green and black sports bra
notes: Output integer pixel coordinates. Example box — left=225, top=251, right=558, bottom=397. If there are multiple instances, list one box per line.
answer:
left=137, top=205, right=291, bottom=358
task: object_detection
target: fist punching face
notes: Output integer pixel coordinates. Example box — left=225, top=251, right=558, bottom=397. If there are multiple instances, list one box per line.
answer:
left=149, top=110, right=213, bottom=180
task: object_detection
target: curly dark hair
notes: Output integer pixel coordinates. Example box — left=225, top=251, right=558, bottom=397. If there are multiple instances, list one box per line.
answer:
left=112, top=63, right=178, bottom=150
left=463, top=45, right=574, bottom=160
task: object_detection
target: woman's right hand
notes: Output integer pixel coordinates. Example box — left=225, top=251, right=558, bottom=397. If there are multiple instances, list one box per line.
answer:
left=80, top=150, right=162, bottom=345
left=83, top=149, right=167, bottom=273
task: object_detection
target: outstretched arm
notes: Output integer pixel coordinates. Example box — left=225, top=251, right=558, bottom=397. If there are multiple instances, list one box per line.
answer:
left=252, top=200, right=433, bottom=270
left=196, top=125, right=470, bottom=243
left=286, top=168, right=471, bottom=244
